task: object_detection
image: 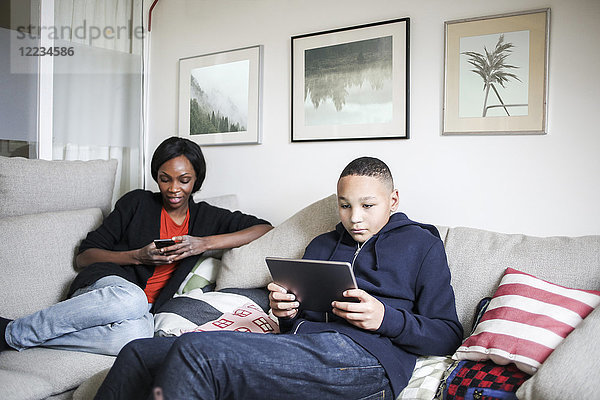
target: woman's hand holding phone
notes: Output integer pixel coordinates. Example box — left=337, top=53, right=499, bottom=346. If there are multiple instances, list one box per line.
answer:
left=143, top=235, right=214, bottom=264
left=153, top=238, right=181, bottom=261
left=134, top=240, right=178, bottom=265
left=154, top=239, right=177, bottom=249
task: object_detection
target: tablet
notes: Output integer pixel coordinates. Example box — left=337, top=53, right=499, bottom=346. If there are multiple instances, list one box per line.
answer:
left=265, top=257, right=358, bottom=312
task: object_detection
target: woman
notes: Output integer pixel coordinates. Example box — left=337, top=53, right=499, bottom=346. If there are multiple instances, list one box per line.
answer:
left=0, top=137, right=272, bottom=356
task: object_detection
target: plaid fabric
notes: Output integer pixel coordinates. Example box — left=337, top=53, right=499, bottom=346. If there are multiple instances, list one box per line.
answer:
left=397, top=356, right=454, bottom=400
left=443, top=360, right=529, bottom=400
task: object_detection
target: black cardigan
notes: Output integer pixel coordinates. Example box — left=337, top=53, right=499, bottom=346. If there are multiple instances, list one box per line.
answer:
left=68, top=190, right=270, bottom=312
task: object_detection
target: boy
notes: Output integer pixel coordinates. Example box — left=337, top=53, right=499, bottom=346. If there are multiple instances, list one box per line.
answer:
left=95, top=157, right=463, bottom=400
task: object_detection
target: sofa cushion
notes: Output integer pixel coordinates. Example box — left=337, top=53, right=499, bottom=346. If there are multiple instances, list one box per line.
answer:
left=0, top=369, right=54, bottom=400
left=49, top=390, right=76, bottom=399
left=73, top=368, right=110, bottom=400
left=0, top=208, right=104, bottom=318
left=216, top=194, right=339, bottom=290
left=184, top=302, right=279, bottom=334
left=0, top=156, right=117, bottom=218
left=516, top=304, right=600, bottom=399
left=443, top=227, right=600, bottom=335
left=435, top=225, right=449, bottom=244
left=0, top=347, right=114, bottom=399
left=453, top=268, right=600, bottom=374
left=192, top=194, right=239, bottom=260
left=193, top=192, right=238, bottom=211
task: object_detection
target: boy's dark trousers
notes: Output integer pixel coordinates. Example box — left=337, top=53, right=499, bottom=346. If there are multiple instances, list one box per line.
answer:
left=95, top=331, right=393, bottom=400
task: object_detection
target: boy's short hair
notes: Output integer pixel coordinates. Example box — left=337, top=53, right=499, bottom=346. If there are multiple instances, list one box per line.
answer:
left=339, top=157, right=394, bottom=192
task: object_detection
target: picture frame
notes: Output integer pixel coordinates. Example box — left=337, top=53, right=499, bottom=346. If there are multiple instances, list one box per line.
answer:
left=178, top=45, right=262, bottom=145
left=442, top=9, right=550, bottom=135
left=291, top=18, right=410, bottom=142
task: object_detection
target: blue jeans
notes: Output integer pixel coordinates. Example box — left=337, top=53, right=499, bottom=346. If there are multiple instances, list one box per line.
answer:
left=5, top=276, right=154, bottom=355
left=95, top=331, right=393, bottom=400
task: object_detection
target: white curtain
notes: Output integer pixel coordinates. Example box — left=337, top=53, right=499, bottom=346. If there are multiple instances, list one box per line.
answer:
left=51, top=0, right=144, bottom=203
left=54, top=0, right=143, bottom=53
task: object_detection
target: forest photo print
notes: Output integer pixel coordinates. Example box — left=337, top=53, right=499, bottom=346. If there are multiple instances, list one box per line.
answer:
left=178, top=46, right=262, bottom=145
left=189, top=60, right=249, bottom=135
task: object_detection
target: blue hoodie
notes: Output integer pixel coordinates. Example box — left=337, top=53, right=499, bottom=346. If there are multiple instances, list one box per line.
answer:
left=279, top=212, right=463, bottom=397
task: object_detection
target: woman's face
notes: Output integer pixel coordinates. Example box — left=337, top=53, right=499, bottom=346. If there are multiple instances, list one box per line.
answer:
left=157, top=155, right=197, bottom=212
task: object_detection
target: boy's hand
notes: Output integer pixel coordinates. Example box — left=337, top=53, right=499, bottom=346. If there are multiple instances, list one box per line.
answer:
left=268, top=282, right=299, bottom=319
left=331, top=289, right=385, bottom=331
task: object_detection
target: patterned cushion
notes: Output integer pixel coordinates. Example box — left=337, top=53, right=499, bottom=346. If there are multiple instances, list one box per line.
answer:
left=443, top=228, right=600, bottom=337
left=443, top=360, right=529, bottom=400
left=153, top=288, right=271, bottom=337
left=176, top=256, right=221, bottom=295
left=183, top=302, right=279, bottom=334
left=453, top=268, right=600, bottom=374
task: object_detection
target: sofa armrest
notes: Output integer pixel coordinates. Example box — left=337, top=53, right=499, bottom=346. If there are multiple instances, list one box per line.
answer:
left=516, top=305, right=600, bottom=400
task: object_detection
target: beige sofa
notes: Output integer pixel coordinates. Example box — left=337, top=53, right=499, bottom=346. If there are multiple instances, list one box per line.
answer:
left=214, top=194, right=600, bottom=400
left=1, top=158, right=599, bottom=400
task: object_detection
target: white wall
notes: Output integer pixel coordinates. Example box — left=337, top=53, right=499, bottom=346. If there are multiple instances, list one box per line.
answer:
left=146, top=0, right=600, bottom=237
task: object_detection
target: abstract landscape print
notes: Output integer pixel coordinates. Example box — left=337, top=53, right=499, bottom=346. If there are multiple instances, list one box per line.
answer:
left=292, top=18, right=409, bottom=141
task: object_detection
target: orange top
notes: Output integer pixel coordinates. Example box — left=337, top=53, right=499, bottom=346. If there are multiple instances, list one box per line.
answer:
left=144, top=208, right=190, bottom=304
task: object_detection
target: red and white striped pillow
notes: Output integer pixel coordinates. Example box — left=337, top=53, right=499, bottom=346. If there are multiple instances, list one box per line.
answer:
left=454, top=267, right=600, bottom=374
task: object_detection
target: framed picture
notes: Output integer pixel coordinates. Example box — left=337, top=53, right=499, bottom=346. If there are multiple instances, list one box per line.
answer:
left=291, top=18, right=410, bottom=142
left=178, top=45, right=263, bottom=145
left=443, top=9, right=550, bottom=135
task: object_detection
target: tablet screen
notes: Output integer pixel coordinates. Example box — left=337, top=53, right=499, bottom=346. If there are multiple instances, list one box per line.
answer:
left=266, top=257, right=358, bottom=312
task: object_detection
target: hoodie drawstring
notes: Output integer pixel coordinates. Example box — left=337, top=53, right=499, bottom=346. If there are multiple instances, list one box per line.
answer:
left=351, top=241, right=363, bottom=270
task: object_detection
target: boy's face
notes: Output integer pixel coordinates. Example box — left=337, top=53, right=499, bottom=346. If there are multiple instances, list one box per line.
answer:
left=337, top=175, right=399, bottom=243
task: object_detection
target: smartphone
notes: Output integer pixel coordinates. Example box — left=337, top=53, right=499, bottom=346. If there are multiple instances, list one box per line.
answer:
left=154, top=239, right=176, bottom=249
